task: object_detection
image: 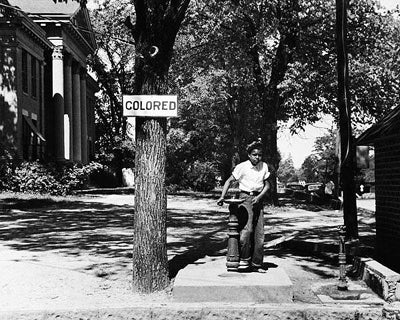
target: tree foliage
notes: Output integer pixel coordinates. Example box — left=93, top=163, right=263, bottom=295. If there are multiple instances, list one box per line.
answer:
left=88, top=0, right=136, bottom=183
left=277, top=155, right=299, bottom=183
left=280, top=0, right=400, bottom=130
left=299, top=126, right=338, bottom=182
left=168, top=0, right=400, bottom=197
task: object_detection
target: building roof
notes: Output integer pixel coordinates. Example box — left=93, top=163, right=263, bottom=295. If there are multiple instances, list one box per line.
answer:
left=7, top=0, right=96, bottom=52
left=0, top=0, right=53, bottom=49
left=7, top=0, right=81, bottom=16
left=357, top=106, right=400, bottom=145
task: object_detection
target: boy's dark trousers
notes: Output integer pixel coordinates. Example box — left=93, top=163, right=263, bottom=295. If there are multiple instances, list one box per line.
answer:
left=230, top=193, right=264, bottom=268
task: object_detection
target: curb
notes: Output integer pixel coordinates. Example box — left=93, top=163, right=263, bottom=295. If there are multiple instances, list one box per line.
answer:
left=74, top=187, right=135, bottom=195
left=0, top=303, right=384, bottom=320
left=283, top=240, right=400, bottom=304
left=353, top=257, right=400, bottom=302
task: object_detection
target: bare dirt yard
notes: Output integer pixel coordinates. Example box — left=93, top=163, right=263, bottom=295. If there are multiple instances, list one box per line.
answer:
left=0, top=192, right=378, bottom=311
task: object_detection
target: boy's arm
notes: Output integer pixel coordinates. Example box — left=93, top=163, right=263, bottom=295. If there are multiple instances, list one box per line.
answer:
left=252, top=179, right=270, bottom=204
left=217, top=175, right=236, bottom=206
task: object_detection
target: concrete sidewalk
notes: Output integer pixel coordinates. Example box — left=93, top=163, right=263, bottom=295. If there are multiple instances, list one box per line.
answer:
left=0, top=193, right=395, bottom=319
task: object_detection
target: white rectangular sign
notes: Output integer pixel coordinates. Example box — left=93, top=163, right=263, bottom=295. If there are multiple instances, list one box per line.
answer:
left=123, top=95, right=178, bottom=117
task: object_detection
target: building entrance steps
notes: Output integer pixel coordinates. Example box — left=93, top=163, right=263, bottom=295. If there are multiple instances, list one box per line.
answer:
left=173, top=256, right=293, bottom=303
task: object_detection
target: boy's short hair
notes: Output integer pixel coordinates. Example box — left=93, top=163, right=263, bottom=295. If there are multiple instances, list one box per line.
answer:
left=246, top=140, right=263, bottom=154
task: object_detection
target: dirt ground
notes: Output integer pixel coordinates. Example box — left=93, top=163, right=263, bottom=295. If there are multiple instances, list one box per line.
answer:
left=0, top=192, right=379, bottom=311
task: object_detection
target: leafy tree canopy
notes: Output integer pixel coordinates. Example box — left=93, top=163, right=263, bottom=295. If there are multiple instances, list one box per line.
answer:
left=88, top=0, right=136, bottom=181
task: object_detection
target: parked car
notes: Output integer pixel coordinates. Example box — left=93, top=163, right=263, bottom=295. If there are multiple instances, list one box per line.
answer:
left=305, top=183, right=325, bottom=195
left=285, top=182, right=307, bottom=199
left=286, top=182, right=305, bottom=191
left=305, top=182, right=325, bottom=204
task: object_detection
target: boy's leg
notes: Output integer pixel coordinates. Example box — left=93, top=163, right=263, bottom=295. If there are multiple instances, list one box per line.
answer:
left=251, top=205, right=265, bottom=269
left=237, top=199, right=254, bottom=269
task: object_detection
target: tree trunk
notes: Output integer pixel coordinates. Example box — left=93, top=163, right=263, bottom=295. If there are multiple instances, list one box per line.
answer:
left=262, top=120, right=279, bottom=205
left=336, top=0, right=358, bottom=239
left=261, top=37, right=296, bottom=206
left=132, top=71, right=170, bottom=292
left=133, top=117, right=169, bottom=293
left=127, top=0, right=190, bottom=293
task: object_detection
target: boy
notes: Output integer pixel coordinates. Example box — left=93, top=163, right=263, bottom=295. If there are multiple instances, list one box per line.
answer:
left=217, top=140, right=270, bottom=272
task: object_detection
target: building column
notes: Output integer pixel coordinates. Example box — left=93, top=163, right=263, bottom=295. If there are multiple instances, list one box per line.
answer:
left=64, top=54, right=73, bottom=160
left=15, top=46, right=23, bottom=160
left=88, top=96, right=95, bottom=160
left=39, top=62, right=45, bottom=135
left=39, top=62, right=45, bottom=159
left=80, top=68, right=88, bottom=164
left=52, top=45, right=65, bottom=161
left=72, top=62, right=82, bottom=162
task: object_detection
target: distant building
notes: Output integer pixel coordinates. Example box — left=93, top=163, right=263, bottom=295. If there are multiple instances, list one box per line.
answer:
left=357, top=106, right=400, bottom=273
left=0, top=0, right=97, bottom=164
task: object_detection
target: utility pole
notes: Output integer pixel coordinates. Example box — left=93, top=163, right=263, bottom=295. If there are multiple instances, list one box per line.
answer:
left=336, top=0, right=358, bottom=239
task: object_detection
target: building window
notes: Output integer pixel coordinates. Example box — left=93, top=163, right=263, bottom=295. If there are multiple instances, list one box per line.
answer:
left=22, top=50, right=28, bottom=93
left=31, top=57, right=37, bottom=98
left=22, top=116, right=46, bottom=160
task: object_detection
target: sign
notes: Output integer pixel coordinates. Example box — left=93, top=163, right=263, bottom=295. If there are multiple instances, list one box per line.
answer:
left=123, top=95, right=178, bottom=117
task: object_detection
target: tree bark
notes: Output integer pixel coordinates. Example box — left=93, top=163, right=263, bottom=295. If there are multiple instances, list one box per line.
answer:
left=261, top=38, right=297, bottom=205
left=133, top=117, right=169, bottom=293
left=127, top=0, right=190, bottom=293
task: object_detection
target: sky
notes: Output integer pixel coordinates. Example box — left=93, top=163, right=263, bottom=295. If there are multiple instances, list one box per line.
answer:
left=278, top=118, right=333, bottom=169
left=380, top=0, right=400, bottom=9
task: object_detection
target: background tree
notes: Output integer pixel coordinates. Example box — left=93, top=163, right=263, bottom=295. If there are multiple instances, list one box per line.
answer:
left=89, top=0, right=136, bottom=184
left=170, top=0, right=399, bottom=201
left=169, top=1, right=266, bottom=182
left=313, top=126, right=338, bottom=182
left=169, top=0, right=303, bottom=203
left=280, top=0, right=400, bottom=130
left=298, top=127, right=338, bottom=183
left=299, top=154, right=320, bottom=182
left=277, top=155, right=298, bottom=183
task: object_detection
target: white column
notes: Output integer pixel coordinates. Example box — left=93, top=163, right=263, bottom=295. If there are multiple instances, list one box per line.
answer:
left=64, top=55, right=73, bottom=160
left=52, top=45, right=65, bottom=161
left=72, top=62, right=82, bottom=162
left=40, top=63, right=45, bottom=135
left=40, top=62, right=45, bottom=159
left=80, top=68, right=88, bottom=164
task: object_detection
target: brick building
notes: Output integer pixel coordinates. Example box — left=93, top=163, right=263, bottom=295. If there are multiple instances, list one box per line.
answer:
left=357, top=106, right=400, bottom=273
left=0, top=0, right=97, bottom=164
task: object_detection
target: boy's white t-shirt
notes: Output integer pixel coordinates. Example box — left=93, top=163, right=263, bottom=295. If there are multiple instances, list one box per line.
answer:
left=232, top=160, right=270, bottom=193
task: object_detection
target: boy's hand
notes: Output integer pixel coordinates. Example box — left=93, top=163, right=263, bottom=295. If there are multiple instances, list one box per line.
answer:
left=217, top=198, right=224, bottom=206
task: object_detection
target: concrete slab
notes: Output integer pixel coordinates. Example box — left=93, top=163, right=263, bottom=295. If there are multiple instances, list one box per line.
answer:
left=173, top=256, right=293, bottom=303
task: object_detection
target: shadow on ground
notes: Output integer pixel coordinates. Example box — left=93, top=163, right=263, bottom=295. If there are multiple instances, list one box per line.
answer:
left=0, top=194, right=376, bottom=281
